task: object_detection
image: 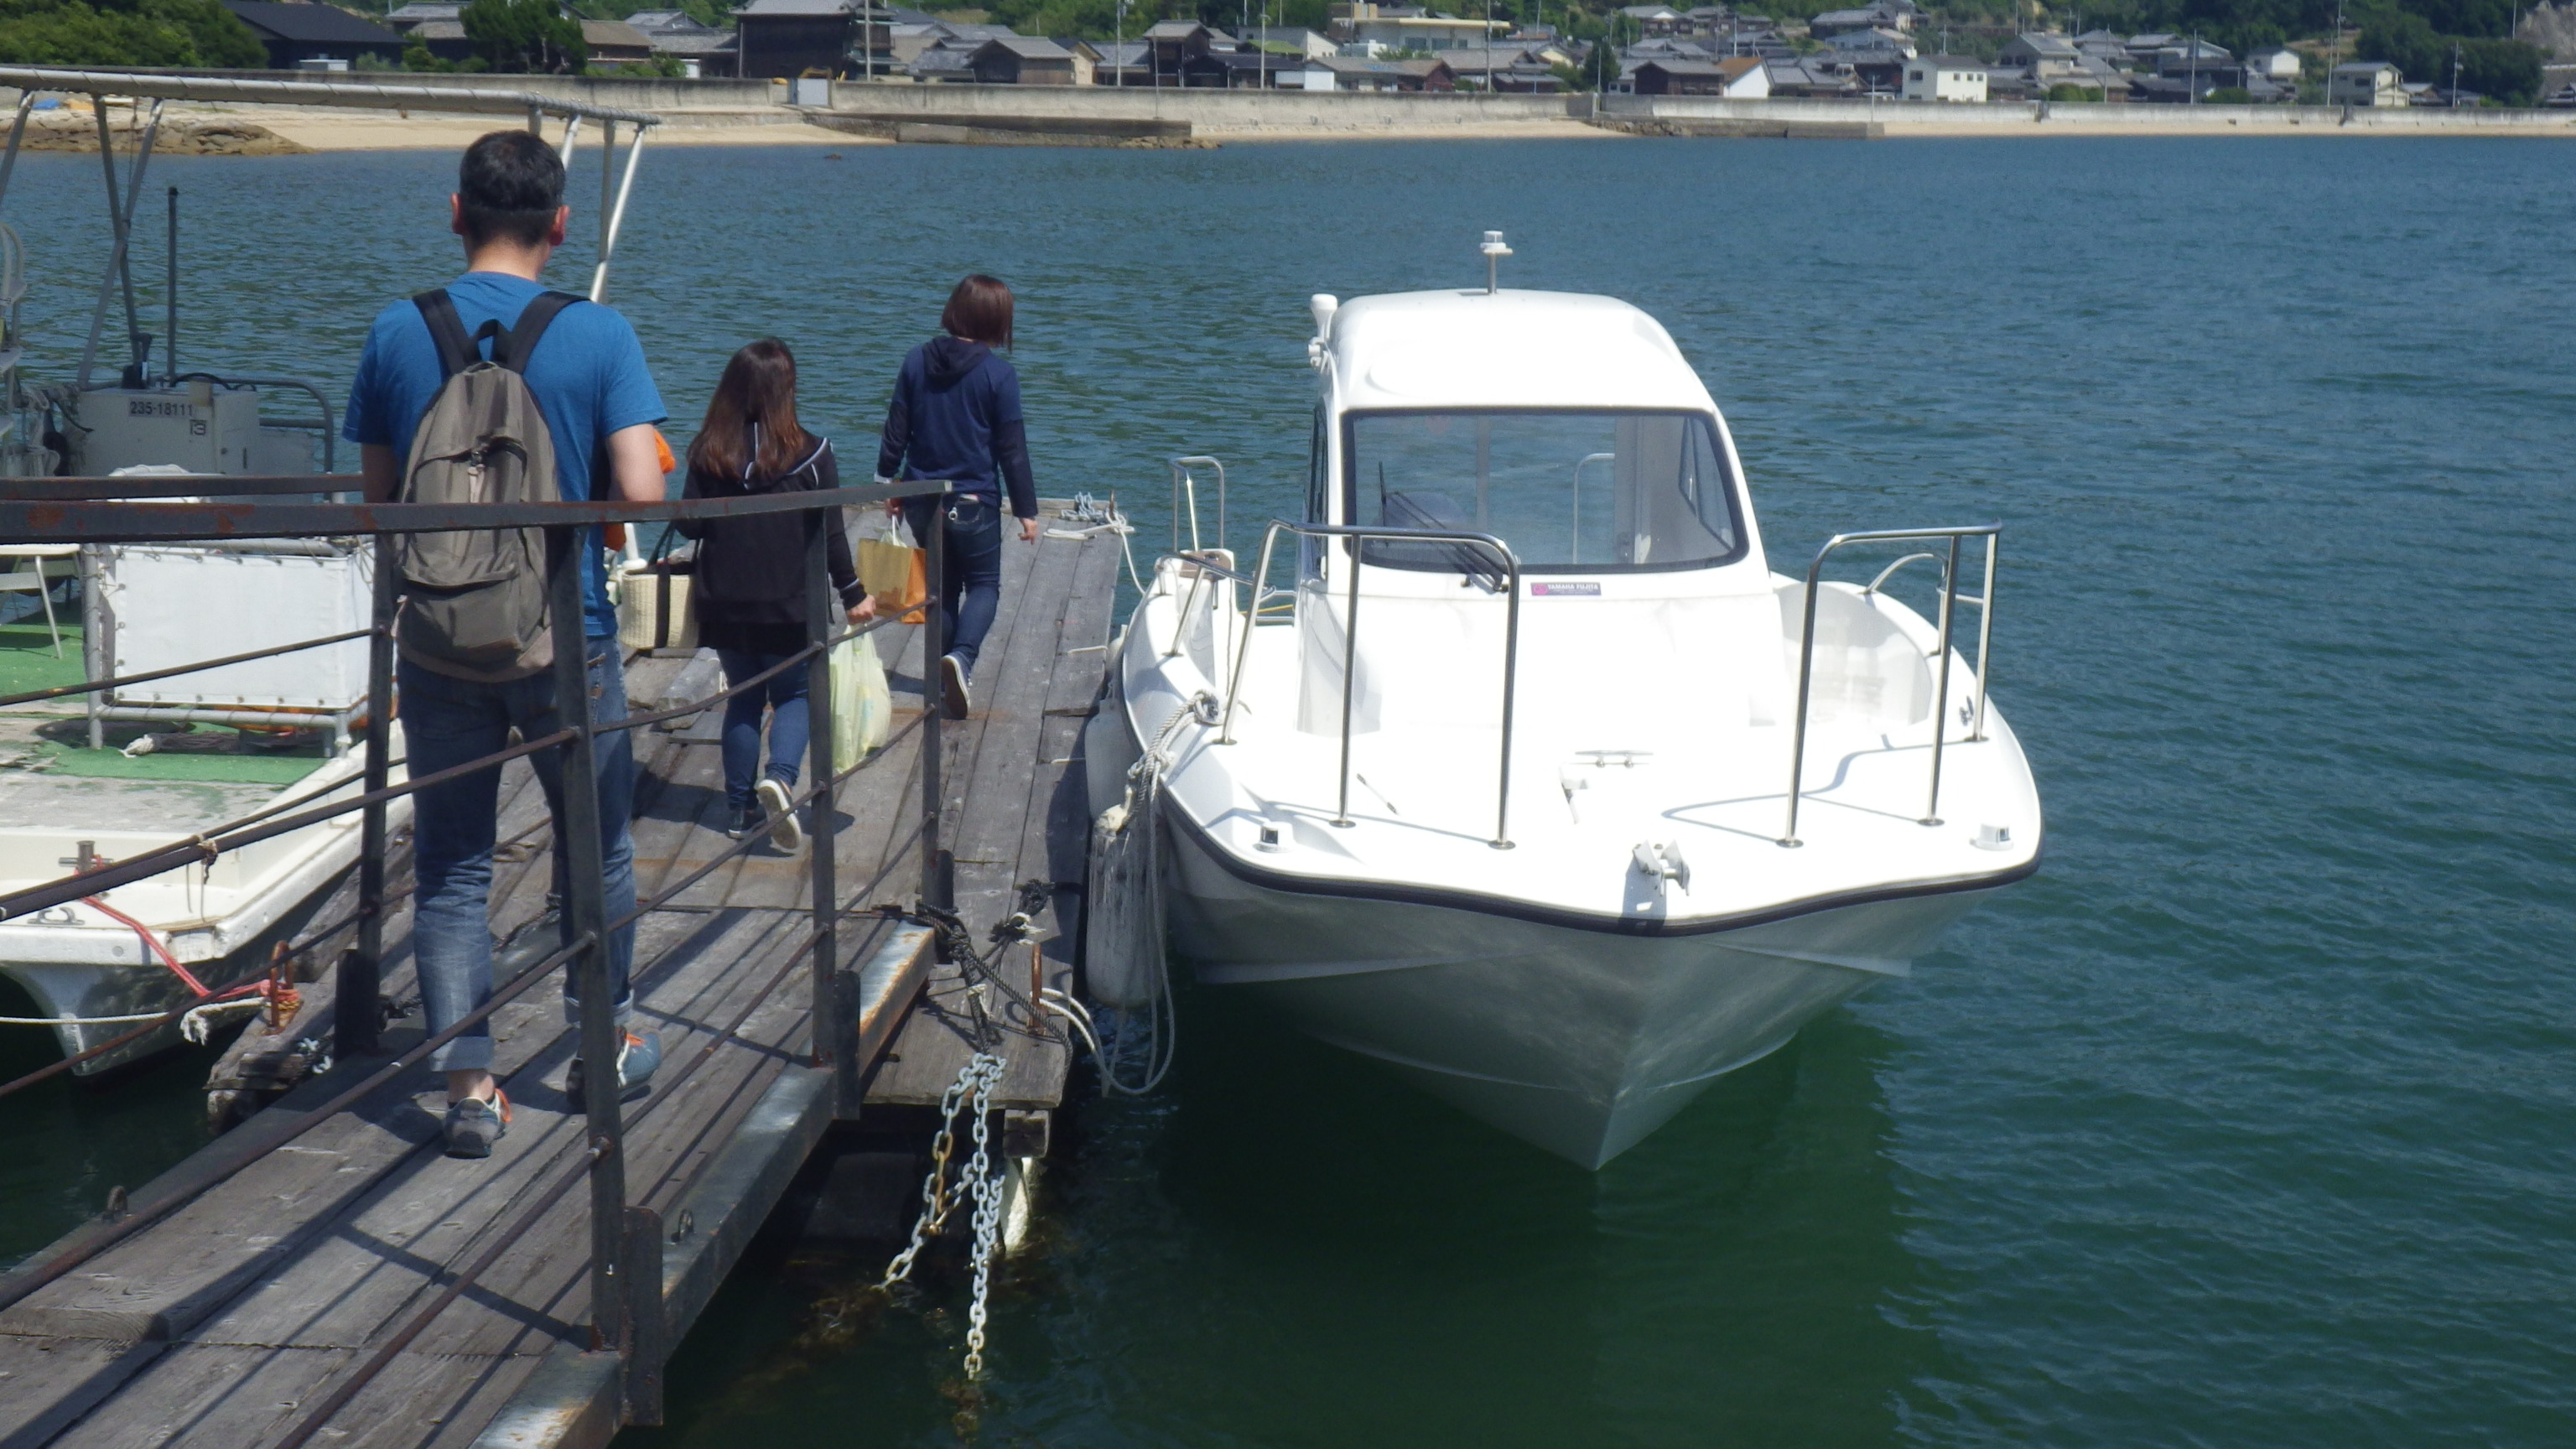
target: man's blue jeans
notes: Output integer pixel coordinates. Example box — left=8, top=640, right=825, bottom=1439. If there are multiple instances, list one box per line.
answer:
left=400, top=642, right=637, bottom=1073
left=716, top=648, right=808, bottom=813
left=902, top=494, right=1005, bottom=678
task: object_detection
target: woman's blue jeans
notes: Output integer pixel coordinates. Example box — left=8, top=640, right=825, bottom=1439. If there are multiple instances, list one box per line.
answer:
left=718, top=648, right=809, bottom=812
left=901, top=494, right=1005, bottom=678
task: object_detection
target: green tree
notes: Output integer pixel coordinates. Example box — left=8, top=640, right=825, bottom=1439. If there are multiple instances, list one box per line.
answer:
left=0, top=0, right=264, bottom=68
left=460, top=0, right=584, bottom=72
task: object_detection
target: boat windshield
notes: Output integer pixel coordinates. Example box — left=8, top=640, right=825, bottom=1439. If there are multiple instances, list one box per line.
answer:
left=1343, top=410, right=1742, bottom=576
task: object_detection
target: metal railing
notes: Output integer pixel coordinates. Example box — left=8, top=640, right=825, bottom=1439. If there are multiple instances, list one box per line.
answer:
left=0, top=472, right=949, bottom=1433
left=1215, top=520, right=1522, bottom=850
left=1168, top=454, right=1226, bottom=557
left=1779, top=524, right=2000, bottom=849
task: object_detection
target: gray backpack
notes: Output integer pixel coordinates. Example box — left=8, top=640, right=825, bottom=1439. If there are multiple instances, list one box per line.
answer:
left=394, top=288, right=579, bottom=681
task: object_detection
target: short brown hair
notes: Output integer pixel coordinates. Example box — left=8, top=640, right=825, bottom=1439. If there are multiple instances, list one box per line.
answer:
left=940, top=274, right=1013, bottom=349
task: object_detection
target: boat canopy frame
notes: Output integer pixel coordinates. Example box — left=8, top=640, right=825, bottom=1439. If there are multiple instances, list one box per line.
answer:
left=0, top=67, right=666, bottom=396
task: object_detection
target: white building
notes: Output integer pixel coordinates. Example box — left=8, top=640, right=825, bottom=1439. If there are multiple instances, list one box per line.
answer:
left=2329, top=60, right=2404, bottom=105
left=1903, top=54, right=1987, bottom=101
left=1341, top=8, right=1509, bottom=52
left=2244, top=44, right=2303, bottom=80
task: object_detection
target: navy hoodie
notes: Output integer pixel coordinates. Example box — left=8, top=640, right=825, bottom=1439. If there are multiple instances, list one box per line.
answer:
left=875, top=335, right=1036, bottom=517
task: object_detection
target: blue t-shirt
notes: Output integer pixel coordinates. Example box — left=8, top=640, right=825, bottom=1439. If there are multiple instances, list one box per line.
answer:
left=343, top=272, right=667, bottom=638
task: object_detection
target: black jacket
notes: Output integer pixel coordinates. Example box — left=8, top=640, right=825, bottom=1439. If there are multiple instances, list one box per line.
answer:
left=674, top=434, right=863, bottom=639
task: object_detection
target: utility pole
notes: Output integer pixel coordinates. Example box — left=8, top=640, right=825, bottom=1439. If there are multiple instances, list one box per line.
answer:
left=2450, top=38, right=2461, bottom=104
left=2188, top=28, right=2199, bottom=102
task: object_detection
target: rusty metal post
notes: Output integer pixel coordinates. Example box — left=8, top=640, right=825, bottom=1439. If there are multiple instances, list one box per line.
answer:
left=804, top=516, right=839, bottom=1071
left=546, top=524, right=626, bottom=1357
left=920, top=496, right=951, bottom=914
left=337, top=532, right=397, bottom=1058
left=619, top=1204, right=665, bottom=1424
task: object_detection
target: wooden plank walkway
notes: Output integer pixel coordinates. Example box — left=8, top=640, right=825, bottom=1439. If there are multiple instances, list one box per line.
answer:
left=0, top=504, right=1124, bottom=1449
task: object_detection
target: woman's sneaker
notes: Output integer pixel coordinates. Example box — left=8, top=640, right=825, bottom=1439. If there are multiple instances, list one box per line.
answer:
left=566, top=1031, right=662, bottom=1109
left=725, top=805, right=763, bottom=840
left=443, top=1090, right=510, bottom=1159
left=756, top=776, right=803, bottom=852
left=940, top=653, right=973, bottom=719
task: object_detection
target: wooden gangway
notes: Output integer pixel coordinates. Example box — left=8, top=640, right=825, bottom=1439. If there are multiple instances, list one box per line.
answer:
left=0, top=500, right=1122, bottom=1449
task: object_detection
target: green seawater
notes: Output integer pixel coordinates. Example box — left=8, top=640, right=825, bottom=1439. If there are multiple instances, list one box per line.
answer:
left=2, top=135, right=2571, bottom=1446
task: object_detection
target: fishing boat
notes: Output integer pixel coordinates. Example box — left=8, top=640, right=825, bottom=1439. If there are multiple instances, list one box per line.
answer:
left=1089, top=236, right=2043, bottom=1166
left=0, top=70, right=662, bottom=1071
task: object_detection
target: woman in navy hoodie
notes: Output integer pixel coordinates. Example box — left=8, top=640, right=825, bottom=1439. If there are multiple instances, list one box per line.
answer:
left=875, top=274, right=1039, bottom=719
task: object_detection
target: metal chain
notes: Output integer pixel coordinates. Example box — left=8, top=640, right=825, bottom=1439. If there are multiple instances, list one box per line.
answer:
left=878, top=1057, right=979, bottom=1290
left=959, top=1051, right=1005, bottom=1379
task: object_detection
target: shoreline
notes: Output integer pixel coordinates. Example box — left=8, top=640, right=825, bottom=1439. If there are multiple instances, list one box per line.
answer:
left=10, top=83, right=2573, bottom=153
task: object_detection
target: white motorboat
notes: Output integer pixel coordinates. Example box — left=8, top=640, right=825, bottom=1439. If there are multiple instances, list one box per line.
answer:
left=1088, top=240, right=2043, bottom=1167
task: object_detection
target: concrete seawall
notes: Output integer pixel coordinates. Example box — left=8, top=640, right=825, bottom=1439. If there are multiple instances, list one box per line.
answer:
left=1596, top=92, right=2576, bottom=138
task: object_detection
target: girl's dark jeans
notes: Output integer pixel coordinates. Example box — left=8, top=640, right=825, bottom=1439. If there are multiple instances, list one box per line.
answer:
left=716, top=648, right=809, bottom=813
left=903, top=494, right=1005, bottom=678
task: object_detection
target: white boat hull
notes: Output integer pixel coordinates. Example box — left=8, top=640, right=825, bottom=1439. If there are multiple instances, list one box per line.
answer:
left=1161, top=811, right=2001, bottom=1166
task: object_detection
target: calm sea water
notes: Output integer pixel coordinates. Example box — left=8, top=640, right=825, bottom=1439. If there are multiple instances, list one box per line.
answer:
left=3, top=134, right=2573, bottom=1446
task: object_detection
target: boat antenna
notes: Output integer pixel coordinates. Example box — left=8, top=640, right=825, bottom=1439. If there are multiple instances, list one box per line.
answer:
left=1480, top=229, right=1512, bottom=294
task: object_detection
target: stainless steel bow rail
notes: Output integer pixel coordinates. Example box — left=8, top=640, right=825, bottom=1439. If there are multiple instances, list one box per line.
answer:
left=1779, top=524, right=2000, bottom=849
left=1214, top=519, right=1524, bottom=850
left=0, top=473, right=951, bottom=1434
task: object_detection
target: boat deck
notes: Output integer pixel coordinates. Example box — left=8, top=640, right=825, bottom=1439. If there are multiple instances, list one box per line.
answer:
left=0, top=505, right=1122, bottom=1449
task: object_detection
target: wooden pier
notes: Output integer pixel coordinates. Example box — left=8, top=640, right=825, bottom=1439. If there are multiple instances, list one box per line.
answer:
left=0, top=503, right=1121, bottom=1449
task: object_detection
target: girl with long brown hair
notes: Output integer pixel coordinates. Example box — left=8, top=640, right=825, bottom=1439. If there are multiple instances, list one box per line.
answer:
left=675, top=338, right=870, bottom=848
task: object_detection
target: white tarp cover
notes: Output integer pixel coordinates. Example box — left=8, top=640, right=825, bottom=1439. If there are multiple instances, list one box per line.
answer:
left=102, top=545, right=371, bottom=709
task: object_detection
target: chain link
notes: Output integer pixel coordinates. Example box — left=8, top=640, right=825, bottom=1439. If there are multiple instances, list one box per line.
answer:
left=961, top=1051, right=1005, bottom=1378
left=876, top=1051, right=1009, bottom=1379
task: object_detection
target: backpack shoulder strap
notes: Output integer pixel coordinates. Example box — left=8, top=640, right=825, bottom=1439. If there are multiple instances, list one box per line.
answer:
left=411, top=289, right=478, bottom=379
left=496, top=290, right=584, bottom=375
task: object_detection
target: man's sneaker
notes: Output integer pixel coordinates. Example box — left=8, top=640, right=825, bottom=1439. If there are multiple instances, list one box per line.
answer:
left=755, top=777, right=803, bottom=852
left=725, top=805, right=763, bottom=840
left=567, top=1030, right=662, bottom=1109
left=940, top=653, right=972, bottom=720
left=443, top=1091, right=510, bottom=1159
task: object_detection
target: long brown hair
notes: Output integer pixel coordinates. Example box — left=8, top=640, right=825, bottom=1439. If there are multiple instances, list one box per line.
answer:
left=688, top=338, right=810, bottom=482
left=939, top=274, right=1014, bottom=349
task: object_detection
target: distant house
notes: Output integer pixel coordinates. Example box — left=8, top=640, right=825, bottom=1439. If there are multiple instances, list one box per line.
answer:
left=627, top=10, right=739, bottom=76
left=1618, top=4, right=1685, bottom=35
left=1091, top=39, right=1147, bottom=84
left=1243, top=25, right=1337, bottom=58
left=1629, top=55, right=1768, bottom=95
left=580, top=18, right=656, bottom=65
left=1342, top=8, right=1509, bottom=52
left=2245, top=45, right=2302, bottom=80
left=219, top=1, right=404, bottom=68
left=2072, top=28, right=2130, bottom=63
left=2153, top=39, right=2231, bottom=75
left=1998, top=32, right=2080, bottom=70
left=735, top=0, right=860, bottom=77
left=1443, top=44, right=1561, bottom=91
left=1764, top=56, right=1859, bottom=95
left=1810, top=1, right=1914, bottom=36
left=1306, top=54, right=1456, bottom=90
left=1140, top=20, right=1234, bottom=85
left=2330, top=60, right=2405, bottom=105
left=963, top=34, right=1075, bottom=83
left=1820, top=26, right=1912, bottom=59
left=1902, top=54, right=1985, bottom=101
left=1046, top=36, right=1101, bottom=85
left=385, top=1, right=465, bottom=33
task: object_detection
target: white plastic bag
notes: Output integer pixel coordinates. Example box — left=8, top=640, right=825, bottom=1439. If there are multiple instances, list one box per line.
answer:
left=831, top=632, right=891, bottom=774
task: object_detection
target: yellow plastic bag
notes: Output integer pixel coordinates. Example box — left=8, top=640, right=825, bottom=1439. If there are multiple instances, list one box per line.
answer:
left=831, top=632, right=891, bottom=774
left=856, top=515, right=927, bottom=625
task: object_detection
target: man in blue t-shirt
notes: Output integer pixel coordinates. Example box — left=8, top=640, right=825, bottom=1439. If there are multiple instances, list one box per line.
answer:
left=343, top=130, right=667, bottom=1159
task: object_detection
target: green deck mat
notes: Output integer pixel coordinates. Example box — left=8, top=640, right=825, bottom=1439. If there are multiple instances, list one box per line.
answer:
left=0, top=620, right=86, bottom=699
left=28, top=739, right=324, bottom=785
